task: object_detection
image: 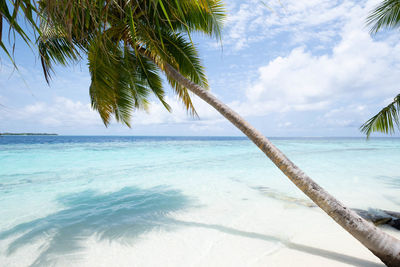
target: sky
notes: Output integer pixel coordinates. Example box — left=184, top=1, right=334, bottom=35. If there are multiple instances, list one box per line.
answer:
left=1, top=0, right=400, bottom=136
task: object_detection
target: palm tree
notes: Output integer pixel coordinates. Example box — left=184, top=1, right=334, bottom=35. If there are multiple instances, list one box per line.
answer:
left=2, top=0, right=400, bottom=265
left=361, top=0, right=400, bottom=137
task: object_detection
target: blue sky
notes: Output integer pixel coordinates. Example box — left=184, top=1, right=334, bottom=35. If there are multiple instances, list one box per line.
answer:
left=1, top=0, right=400, bottom=136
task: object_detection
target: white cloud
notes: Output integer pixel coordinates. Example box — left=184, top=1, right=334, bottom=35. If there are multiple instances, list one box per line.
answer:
left=238, top=0, right=400, bottom=128
left=278, top=121, right=293, bottom=128
left=132, top=94, right=221, bottom=125
left=17, top=97, right=100, bottom=127
left=221, top=0, right=361, bottom=51
left=0, top=94, right=222, bottom=129
left=223, top=1, right=266, bottom=50
left=319, top=104, right=368, bottom=128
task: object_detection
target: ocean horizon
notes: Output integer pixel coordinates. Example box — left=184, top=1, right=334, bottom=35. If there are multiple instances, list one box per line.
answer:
left=1, top=136, right=399, bottom=266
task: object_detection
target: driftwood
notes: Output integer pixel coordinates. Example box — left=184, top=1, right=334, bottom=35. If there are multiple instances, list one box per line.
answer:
left=254, top=186, right=400, bottom=231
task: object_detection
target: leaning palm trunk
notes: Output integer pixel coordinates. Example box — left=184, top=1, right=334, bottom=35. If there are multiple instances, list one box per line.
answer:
left=162, top=63, right=400, bottom=266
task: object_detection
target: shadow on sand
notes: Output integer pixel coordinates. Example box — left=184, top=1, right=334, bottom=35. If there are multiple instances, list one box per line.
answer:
left=0, top=186, right=191, bottom=266
left=168, top=220, right=383, bottom=267
left=0, top=186, right=383, bottom=267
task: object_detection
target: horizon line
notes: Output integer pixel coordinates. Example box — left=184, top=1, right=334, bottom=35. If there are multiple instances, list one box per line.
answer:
left=2, top=134, right=400, bottom=139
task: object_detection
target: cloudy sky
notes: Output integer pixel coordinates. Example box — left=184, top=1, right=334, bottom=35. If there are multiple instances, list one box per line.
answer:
left=1, top=0, right=400, bottom=136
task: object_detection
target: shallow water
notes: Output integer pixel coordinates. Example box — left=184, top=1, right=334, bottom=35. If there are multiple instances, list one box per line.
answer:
left=0, top=136, right=399, bottom=266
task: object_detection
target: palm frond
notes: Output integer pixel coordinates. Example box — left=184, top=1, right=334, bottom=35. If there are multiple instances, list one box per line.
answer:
left=135, top=51, right=171, bottom=113
left=360, top=94, right=400, bottom=138
left=38, top=0, right=103, bottom=42
left=38, top=21, right=82, bottom=83
left=367, top=0, right=400, bottom=34
left=88, top=36, right=168, bottom=126
left=89, top=38, right=133, bottom=126
left=156, top=30, right=210, bottom=116
left=174, top=0, right=225, bottom=39
left=0, top=0, right=40, bottom=64
left=123, top=1, right=223, bottom=117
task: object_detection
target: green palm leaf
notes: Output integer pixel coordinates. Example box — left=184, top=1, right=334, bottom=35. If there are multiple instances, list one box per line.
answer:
left=88, top=35, right=170, bottom=127
left=38, top=21, right=82, bottom=83
left=0, top=0, right=40, bottom=64
left=157, top=30, right=209, bottom=116
left=367, top=0, right=400, bottom=34
left=176, top=0, right=225, bottom=38
left=360, top=94, right=400, bottom=138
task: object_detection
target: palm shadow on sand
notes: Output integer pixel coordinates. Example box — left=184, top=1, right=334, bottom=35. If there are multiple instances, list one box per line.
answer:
left=167, top=220, right=383, bottom=267
left=0, top=186, right=191, bottom=266
left=0, top=186, right=383, bottom=267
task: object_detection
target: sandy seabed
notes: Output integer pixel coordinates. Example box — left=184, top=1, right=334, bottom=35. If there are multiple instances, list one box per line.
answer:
left=1, top=196, right=398, bottom=267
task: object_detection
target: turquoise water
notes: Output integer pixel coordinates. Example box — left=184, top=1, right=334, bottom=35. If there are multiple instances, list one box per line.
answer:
left=0, top=136, right=399, bottom=266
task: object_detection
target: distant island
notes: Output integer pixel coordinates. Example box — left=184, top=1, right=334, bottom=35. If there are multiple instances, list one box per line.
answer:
left=0, top=133, right=58, bottom=136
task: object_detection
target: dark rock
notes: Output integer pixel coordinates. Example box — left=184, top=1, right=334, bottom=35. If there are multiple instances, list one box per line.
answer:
left=388, top=219, right=400, bottom=230
left=383, top=210, right=400, bottom=219
left=373, top=217, right=392, bottom=226
left=354, top=208, right=400, bottom=231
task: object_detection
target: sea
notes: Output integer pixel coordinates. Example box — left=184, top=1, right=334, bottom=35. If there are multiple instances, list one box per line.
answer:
left=0, top=136, right=399, bottom=266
